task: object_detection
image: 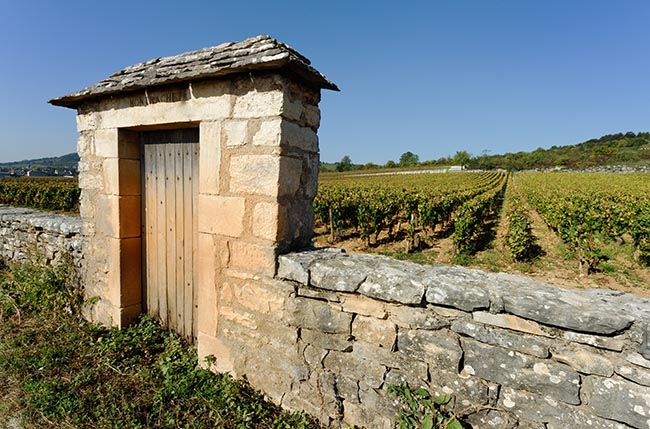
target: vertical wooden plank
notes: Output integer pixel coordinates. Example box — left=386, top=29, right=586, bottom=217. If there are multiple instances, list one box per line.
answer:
left=183, top=143, right=194, bottom=340
left=191, top=143, right=200, bottom=340
left=144, top=145, right=159, bottom=317
left=156, top=144, right=168, bottom=328
left=166, top=145, right=177, bottom=333
left=143, top=147, right=147, bottom=311
left=150, top=144, right=158, bottom=321
left=174, top=144, right=185, bottom=337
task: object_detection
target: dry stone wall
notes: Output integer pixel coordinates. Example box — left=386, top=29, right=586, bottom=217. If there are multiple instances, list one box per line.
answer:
left=209, top=247, right=650, bottom=429
left=2, top=203, right=650, bottom=427
left=0, top=205, right=82, bottom=270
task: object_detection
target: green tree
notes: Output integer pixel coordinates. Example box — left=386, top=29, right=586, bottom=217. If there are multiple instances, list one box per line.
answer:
left=363, top=162, right=379, bottom=170
left=335, top=155, right=353, bottom=172
left=452, top=150, right=471, bottom=166
left=385, top=160, right=397, bottom=168
left=399, top=151, right=420, bottom=167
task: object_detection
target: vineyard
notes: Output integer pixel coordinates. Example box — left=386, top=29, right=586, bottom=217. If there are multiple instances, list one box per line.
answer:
left=513, top=172, right=650, bottom=271
left=1, top=171, right=648, bottom=291
left=314, top=171, right=508, bottom=254
left=314, top=171, right=650, bottom=292
left=0, top=177, right=79, bottom=213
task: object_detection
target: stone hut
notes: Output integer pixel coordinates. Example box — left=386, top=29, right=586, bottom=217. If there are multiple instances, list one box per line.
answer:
left=49, top=35, right=338, bottom=352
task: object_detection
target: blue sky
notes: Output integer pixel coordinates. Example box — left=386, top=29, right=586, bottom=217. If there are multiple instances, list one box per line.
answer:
left=1, top=0, right=649, bottom=164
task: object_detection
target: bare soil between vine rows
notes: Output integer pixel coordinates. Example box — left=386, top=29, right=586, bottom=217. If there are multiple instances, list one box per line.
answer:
left=313, top=207, right=650, bottom=298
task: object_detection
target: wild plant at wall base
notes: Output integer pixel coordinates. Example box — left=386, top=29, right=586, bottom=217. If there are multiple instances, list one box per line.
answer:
left=388, top=384, right=463, bottom=429
left=0, top=262, right=320, bottom=429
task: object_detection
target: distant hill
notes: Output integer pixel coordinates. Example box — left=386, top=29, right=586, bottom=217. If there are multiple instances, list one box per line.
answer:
left=465, top=132, right=650, bottom=171
left=0, top=153, right=79, bottom=177
left=0, top=153, right=79, bottom=169
left=327, top=132, right=650, bottom=173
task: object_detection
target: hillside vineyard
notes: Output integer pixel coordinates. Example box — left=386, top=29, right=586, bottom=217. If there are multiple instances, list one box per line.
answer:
left=315, top=171, right=649, bottom=270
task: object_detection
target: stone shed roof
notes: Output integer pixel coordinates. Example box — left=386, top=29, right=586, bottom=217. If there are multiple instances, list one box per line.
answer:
left=50, top=35, right=339, bottom=108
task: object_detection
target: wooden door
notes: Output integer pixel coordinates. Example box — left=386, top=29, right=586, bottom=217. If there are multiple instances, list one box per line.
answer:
left=142, top=128, right=199, bottom=341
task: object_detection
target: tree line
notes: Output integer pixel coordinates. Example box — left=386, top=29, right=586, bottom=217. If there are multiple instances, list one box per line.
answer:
left=327, top=132, right=650, bottom=172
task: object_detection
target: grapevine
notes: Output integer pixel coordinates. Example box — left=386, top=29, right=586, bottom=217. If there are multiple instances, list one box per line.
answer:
left=516, top=172, right=650, bottom=270
left=315, top=171, right=508, bottom=253
left=0, top=177, right=80, bottom=213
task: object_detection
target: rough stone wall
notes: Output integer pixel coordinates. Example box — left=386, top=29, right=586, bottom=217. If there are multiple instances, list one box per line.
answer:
left=0, top=205, right=82, bottom=271
left=209, top=247, right=650, bottom=429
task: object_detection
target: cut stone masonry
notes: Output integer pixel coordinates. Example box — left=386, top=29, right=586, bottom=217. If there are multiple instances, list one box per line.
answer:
left=49, top=35, right=337, bottom=332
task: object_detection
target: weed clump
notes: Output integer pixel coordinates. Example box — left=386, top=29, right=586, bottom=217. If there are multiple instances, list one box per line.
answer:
left=0, top=262, right=318, bottom=429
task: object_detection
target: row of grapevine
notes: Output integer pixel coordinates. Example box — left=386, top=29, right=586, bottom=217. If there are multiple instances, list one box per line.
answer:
left=516, top=173, right=650, bottom=270
left=314, top=171, right=508, bottom=252
left=504, top=196, right=536, bottom=261
left=0, top=177, right=80, bottom=213
left=451, top=177, right=507, bottom=255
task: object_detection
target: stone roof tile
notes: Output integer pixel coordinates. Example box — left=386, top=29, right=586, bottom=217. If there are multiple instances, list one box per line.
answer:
left=50, top=35, right=338, bottom=108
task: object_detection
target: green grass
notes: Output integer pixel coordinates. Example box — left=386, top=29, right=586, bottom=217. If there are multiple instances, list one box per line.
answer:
left=379, top=248, right=440, bottom=265
left=0, top=261, right=320, bottom=429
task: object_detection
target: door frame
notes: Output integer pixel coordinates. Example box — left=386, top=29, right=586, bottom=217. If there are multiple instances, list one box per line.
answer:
left=138, top=124, right=200, bottom=341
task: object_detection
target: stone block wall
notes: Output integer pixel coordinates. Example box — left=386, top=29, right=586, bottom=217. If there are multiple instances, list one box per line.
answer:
left=208, top=247, right=650, bottom=429
left=3, top=207, right=650, bottom=427
left=0, top=205, right=82, bottom=271
left=73, top=72, right=322, bottom=330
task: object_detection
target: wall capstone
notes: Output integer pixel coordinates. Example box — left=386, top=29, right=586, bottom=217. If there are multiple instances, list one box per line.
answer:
left=0, top=205, right=82, bottom=271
